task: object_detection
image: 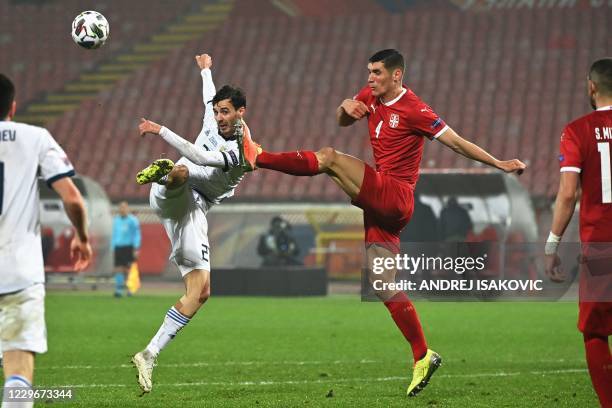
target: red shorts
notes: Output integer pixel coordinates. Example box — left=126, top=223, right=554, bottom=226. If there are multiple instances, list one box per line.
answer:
left=352, top=165, right=414, bottom=254
left=578, top=302, right=612, bottom=336
left=577, top=258, right=612, bottom=336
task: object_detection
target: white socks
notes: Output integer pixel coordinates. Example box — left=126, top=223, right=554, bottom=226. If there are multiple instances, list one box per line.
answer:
left=2, top=375, right=33, bottom=408
left=145, top=307, right=191, bottom=357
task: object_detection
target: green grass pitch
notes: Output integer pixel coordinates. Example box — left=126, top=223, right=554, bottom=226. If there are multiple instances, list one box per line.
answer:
left=8, top=292, right=599, bottom=407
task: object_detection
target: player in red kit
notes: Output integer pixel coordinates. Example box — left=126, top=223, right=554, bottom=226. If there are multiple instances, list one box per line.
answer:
left=545, top=58, right=612, bottom=407
left=237, top=49, right=526, bottom=396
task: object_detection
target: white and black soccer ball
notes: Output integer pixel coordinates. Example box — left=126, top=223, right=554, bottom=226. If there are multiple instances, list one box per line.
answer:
left=71, top=11, right=109, bottom=49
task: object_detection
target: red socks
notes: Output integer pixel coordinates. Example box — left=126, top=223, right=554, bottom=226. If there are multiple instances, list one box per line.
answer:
left=256, top=151, right=320, bottom=176
left=584, top=334, right=612, bottom=407
left=384, top=292, right=428, bottom=363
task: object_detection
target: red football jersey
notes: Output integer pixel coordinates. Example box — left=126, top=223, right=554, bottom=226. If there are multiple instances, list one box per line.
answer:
left=354, top=85, right=447, bottom=186
left=559, top=106, right=612, bottom=242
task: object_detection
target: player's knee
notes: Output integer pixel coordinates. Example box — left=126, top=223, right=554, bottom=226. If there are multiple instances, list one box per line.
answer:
left=171, top=164, right=189, bottom=180
left=367, top=270, right=381, bottom=287
left=185, top=286, right=208, bottom=305
left=198, top=283, right=210, bottom=304
left=317, top=147, right=338, bottom=170
left=367, top=272, right=393, bottom=298
left=185, top=277, right=210, bottom=305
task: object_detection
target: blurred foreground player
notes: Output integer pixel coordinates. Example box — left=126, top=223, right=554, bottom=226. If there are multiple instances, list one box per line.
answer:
left=545, top=58, right=612, bottom=407
left=132, top=54, right=252, bottom=393
left=239, top=49, right=526, bottom=396
left=0, top=74, right=91, bottom=407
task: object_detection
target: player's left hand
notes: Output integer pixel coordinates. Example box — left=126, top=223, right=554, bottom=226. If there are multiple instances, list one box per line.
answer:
left=544, top=253, right=566, bottom=282
left=496, top=159, right=526, bottom=175
left=71, top=236, right=92, bottom=272
left=139, top=118, right=162, bottom=137
left=195, top=53, right=212, bottom=70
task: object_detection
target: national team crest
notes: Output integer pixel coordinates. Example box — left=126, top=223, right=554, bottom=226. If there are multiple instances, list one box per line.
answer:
left=389, top=113, right=400, bottom=129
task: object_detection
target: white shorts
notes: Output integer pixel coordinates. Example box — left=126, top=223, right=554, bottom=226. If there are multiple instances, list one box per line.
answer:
left=150, top=183, right=211, bottom=276
left=0, top=284, right=47, bottom=354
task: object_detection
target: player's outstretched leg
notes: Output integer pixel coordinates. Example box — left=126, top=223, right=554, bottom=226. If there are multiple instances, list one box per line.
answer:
left=367, top=244, right=441, bottom=397
left=132, top=269, right=210, bottom=393
left=136, top=159, right=175, bottom=185
left=248, top=145, right=366, bottom=200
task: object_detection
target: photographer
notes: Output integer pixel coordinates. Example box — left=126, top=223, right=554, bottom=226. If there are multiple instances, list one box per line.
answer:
left=257, top=216, right=301, bottom=266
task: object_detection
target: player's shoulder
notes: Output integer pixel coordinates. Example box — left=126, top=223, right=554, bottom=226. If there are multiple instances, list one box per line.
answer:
left=401, top=87, right=425, bottom=107
left=565, top=111, right=602, bottom=132
left=6, top=121, right=50, bottom=134
left=397, top=88, right=433, bottom=114
left=0, top=121, right=52, bottom=147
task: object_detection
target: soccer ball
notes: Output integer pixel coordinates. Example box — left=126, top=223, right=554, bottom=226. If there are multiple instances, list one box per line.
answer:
left=71, top=11, right=109, bottom=49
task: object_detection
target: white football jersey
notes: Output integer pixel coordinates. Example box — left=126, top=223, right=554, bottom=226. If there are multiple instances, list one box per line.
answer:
left=179, top=68, right=244, bottom=205
left=0, top=121, right=74, bottom=294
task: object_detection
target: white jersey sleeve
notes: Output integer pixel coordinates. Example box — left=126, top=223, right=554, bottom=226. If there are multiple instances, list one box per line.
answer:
left=38, top=129, right=75, bottom=185
left=159, top=126, right=232, bottom=169
left=201, top=68, right=216, bottom=131
left=193, top=68, right=222, bottom=150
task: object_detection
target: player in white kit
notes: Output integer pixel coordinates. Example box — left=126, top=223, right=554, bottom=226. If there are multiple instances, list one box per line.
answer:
left=131, top=54, right=255, bottom=394
left=0, top=74, right=91, bottom=408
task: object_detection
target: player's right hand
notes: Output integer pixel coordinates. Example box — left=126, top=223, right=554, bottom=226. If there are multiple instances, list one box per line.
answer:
left=195, top=53, right=212, bottom=70
left=139, top=118, right=162, bottom=137
left=497, top=159, right=527, bottom=175
left=71, top=236, right=92, bottom=272
left=544, top=253, right=566, bottom=282
left=341, top=99, right=368, bottom=120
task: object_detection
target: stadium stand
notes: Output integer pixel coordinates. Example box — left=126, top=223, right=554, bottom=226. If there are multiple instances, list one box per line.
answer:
left=1, top=0, right=194, bottom=104
left=7, top=0, right=611, bottom=201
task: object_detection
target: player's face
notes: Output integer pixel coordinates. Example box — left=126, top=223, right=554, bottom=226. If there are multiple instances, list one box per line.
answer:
left=367, top=62, right=402, bottom=99
left=119, top=201, right=129, bottom=216
left=213, top=99, right=245, bottom=139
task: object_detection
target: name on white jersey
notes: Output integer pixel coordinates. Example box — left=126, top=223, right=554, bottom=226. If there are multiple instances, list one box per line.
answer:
left=595, top=127, right=612, bottom=140
left=0, top=129, right=17, bottom=142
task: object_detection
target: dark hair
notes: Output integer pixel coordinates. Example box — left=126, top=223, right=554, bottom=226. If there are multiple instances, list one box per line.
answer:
left=590, top=58, right=612, bottom=96
left=212, top=85, right=246, bottom=109
left=369, top=49, right=405, bottom=73
left=0, top=74, right=15, bottom=119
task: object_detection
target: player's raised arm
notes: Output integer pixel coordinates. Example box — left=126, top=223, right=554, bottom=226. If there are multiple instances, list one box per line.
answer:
left=337, top=99, right=368, bottom=127
left=51, top=177, right=92, bottom=271
left=196, top=54, right=216, bottom=126
left=139, top=118, right=232, bottom=169
left=436, top=127, right=526, bottom=174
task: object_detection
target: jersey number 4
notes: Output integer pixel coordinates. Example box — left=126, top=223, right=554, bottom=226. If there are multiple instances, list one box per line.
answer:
left=598, top=143, right=612, bottom=204
left=375, top=120, right=382, bottom=139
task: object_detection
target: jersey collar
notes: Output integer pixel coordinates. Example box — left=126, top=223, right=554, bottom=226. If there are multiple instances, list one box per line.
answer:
left=381, top=88, right=407, bottom=106
left=596, top=105, right=612, bottom=111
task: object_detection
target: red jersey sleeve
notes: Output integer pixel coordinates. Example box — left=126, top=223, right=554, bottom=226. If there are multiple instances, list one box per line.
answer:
left=353, top=85, right=371, bottom=104
left=409, top=104, right=448, bottom=140
left=559, top=125, right=583, bottom=173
